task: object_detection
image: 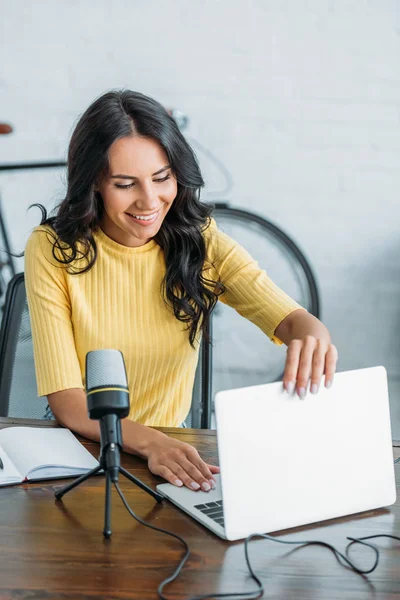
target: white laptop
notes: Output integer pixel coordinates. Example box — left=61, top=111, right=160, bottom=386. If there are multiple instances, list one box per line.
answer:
left=156, top=366, right=396, bottom=541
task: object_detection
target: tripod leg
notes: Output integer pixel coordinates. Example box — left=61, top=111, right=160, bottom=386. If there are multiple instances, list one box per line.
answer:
left=54, top=465, right=103, bottom=500
left=103, top=471, right=112, bottom=538
left=119, top=466, right=164, bottom=503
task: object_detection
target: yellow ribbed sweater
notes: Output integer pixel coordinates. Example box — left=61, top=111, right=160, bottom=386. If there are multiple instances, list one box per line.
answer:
left=24, top=218, right=302, bottom=426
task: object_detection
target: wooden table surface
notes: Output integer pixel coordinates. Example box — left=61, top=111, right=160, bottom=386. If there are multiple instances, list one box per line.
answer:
left=0, top=417, right=398, bottom=599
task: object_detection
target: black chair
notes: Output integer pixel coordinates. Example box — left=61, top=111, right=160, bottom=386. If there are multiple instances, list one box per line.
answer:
left=0, top=273, right=48, bottom=419
left=0, top=273, right=212, bottom=428
left=186, top=315, right=212, bottom=429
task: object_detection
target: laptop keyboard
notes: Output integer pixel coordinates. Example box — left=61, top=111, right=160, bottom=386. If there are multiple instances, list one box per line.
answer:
left=194, top=500, right=225, bottom=527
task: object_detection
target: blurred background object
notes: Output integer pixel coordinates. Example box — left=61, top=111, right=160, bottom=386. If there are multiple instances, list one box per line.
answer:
left=0, top=124, right=13, bottom=135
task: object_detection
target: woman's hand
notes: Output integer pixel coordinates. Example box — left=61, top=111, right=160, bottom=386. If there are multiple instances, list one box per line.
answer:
left=147, top=436, right=220, bottom=491
left=283, top=335, right=338, bottom=398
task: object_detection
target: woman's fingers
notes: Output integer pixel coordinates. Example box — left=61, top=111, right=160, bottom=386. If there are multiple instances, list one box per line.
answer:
left=296, top=336, right=318, bottom=397
left=184, top=446, right=217, bottom=489
left=153, top=460, right=213, bottom=491
left=156, top=464, right=185, bottom=488
left=310, top=339, right=327, bottom=393
left=147, top=439, right=218, bottom=492
left=207, top=464, right=220, bottom=474
left=172, top=460, right=214, bottom=491
left=283, top=337, right=338, bottom=398
left=324, top=344, right=338, bottom=388
left=283, top=339, right=302, bottom=393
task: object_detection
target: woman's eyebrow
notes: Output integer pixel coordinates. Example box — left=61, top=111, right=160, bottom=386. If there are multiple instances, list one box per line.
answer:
left=110, top=165, right=171, bottom=180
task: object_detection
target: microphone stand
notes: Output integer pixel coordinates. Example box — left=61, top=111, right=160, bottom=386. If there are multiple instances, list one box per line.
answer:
left=54, top=415, right=164, bottom=538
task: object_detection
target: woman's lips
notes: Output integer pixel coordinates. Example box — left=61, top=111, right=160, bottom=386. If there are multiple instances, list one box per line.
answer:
left=125, top=211, right=159, bottom=226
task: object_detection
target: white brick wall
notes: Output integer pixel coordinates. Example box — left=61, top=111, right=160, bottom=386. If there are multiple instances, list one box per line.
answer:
left=1, top=0, right=400, bottom=435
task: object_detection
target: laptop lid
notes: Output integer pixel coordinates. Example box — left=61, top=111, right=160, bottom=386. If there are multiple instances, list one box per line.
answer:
left=215, top=365, right=396, bottom=541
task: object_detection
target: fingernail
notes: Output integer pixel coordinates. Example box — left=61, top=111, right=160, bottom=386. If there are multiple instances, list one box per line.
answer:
left=190, top=482, right=201, bottom=490
left=298, top=387, right=306, bottom=399
left=201, top=482, right=211, bottom=492
left=286, top=381, right=295, bottom=394
left=209, top=479, right=216, bottom=489
left=310, top=383, right=319, bottom=394
left=325, top=380, right=332, bottom=389
left=174, top=479, right=183, bottom=487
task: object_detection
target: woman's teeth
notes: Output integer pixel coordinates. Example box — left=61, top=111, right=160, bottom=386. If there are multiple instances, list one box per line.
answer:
left=126, top=211, right=159, bottom=224
left=131, top=214, right=154, bottom=220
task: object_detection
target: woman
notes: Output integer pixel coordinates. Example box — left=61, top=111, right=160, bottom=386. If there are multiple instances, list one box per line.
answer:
left=25, top=90, right=338, bottom=494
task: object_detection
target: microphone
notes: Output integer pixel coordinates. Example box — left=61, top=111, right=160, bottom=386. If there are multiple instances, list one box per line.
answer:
left=86, top=349, right=130, bottom=483
left=56, top=348, right=163, bottom=537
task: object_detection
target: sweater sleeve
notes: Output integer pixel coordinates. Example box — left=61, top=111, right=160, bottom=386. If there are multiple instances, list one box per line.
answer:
left=204, top=218, right=306, bottom=345
left=24, top=227, right=84, bottom=396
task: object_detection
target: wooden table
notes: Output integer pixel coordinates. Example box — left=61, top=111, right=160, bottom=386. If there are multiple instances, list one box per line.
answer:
left=0, top=417, right=398, bottom=599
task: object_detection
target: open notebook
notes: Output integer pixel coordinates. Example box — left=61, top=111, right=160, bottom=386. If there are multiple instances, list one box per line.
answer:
left=0, top=427, right=99, bottom=486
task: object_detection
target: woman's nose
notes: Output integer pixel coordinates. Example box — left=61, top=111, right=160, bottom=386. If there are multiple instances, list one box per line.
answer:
left=136, top=183, right=160, bottom=210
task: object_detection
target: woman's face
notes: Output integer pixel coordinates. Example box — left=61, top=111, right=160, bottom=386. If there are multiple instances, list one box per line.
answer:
left=97, top=135, right=178, bottom=247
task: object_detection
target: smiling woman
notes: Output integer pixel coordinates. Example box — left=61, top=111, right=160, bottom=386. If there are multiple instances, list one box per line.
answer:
left=23, top=89, right=336, bottom=494
left=96, top=136, right=178, bottom=247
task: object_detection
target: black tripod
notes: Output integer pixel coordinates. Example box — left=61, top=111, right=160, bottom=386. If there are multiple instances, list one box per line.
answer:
left=55, top=418, right=164, bottom=538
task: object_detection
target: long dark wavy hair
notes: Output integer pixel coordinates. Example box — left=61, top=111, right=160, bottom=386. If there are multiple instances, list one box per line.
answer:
left=29, top=89, right=225, bottom=347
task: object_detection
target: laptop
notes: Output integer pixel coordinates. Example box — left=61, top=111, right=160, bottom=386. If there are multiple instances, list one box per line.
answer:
left=156, top=366, right=397, bottom=541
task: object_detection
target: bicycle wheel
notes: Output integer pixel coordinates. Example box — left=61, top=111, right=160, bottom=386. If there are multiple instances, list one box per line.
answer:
left=210, top=203, right=320, bottom=395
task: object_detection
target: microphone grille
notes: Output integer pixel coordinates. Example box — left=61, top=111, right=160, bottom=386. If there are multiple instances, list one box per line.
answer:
left=86, top=349, right=128, bottom=391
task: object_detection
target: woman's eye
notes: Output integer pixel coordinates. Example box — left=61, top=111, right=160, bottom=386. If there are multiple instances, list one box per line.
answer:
left=154, top=175, right=170, bottom=183
left=115, top=182, right=135, bottom=189
left=115, top=174, right=170, bottom=189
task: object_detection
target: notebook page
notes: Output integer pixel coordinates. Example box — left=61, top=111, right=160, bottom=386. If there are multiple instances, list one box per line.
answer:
left=0, top=427, right=99, bottom=478
left=0, top=442, right=24, bottom=484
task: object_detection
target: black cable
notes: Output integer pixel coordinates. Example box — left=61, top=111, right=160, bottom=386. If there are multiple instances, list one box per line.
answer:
left=114, top=481, right=263, bottom=600
left=114, top=460, right=400, bottom=600
left=243, top=533, right=381, bottom=577
left=114, top=482, right=191, bottom=599
left=346, top=533, right=400, bottom=562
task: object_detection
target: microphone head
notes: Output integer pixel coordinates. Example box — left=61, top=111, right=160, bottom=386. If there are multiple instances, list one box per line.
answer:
left=86, top=349, right=128, bottom=391
left=86, top=349, right=130, bottom=420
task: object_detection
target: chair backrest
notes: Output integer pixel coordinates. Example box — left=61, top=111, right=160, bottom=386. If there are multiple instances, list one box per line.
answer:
left=0, top=273, right=48, bottom=418
left=0, top=273, right=212, bottom=428
left=185, top=317, right=213, bottom=429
